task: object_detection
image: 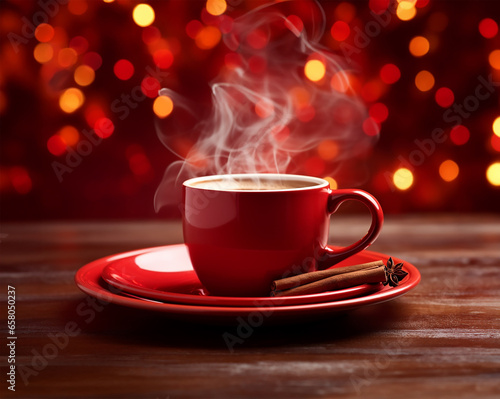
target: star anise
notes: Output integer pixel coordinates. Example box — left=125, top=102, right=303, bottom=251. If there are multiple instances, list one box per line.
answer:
left=383, top=257, right=408, bottom=287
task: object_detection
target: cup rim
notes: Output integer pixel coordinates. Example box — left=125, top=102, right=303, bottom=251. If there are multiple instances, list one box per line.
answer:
left=183, top=173, right=329, bottom=192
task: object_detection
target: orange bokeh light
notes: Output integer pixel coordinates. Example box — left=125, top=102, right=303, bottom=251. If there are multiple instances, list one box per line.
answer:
left=195, top=26, right=222, bottom=50
left=317, top=140, right=339, bottom=161
left=35, top=23, right=54, bottom=42
left=58, top=48, right=78, bottom=68
left=206, top=0, right=227, bottom=17
left=415, top=70, right=435, bottom=91
left=409, top=36, right=430, bottom=57
left=33, top=43, right=53, bottom=64
left=58, top=126, right=80, bottom=146
left=489, top=49, right=500, bottom=70
left=439, top=160, right=459, bottom=182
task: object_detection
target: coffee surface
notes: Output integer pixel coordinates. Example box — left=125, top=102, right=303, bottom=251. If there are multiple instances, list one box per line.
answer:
left=190, top=178, right=318, bottom=190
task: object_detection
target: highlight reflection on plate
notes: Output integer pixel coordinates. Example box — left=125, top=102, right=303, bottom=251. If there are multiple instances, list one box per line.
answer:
left=101, top=245, right=383, bottom=307
left=75, top=245, right=421, bottom=322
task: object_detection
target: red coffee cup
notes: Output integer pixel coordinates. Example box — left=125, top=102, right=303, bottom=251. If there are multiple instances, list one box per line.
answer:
left=182, top=174, right=383, bottom=297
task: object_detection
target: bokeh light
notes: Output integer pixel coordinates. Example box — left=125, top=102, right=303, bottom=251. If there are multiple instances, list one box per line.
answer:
left=141, top=77, right=161, bottom=98
left=94, top=117, right=114, bottom=138
left=195, top=26, right=222, bottom=50
left=361, top=80, right=385, bottom=102
left=415, top=70, right=435, bottom=91
left=133, top=4, right=155, bottom=27
left=369, top=0, right=390, bottom=15
left=393, top=168, right=414, bottom=190
left=435, top=87, right=454, bottom=108
left=409, top=36, right=430, bottom=57
left=334, top=2, right=356, bottom=22
left=246, top=29, right=268, bottom=50
left=58, top=126, right=80, bottom=146
left=74, top=65, right=95, bottom=86
left=69, top=36, right=89, bottom=54
left=153, top=96, right=174, bottom=118
left=369, top=102, right=389, bottom=123
left=380, top=64, right=401, bottom=84
left=255, top=100, right=274, bottom=118
left=493, top=116, right=500, bottom=137
left=450, top=125, right=470, bottom=145
left=59, top=88, right=85, bottom=113
left=47, top=135, right=67, bottom=156
left=323, top=176, right=338, bottom=190
left=114, top=59, right=134, bottom=80
left=317, top=140, right=339, bottom=161
left=396, top=1, right=417, bottom=21
left=491, top=135, right=500, bottom=152
left=206, top=0, right=227, bottom=16
left=33, top=43, right=53, bottom=64
left=331, top=21, right=350, bottom=41
left=9, top=167, right=32, bottom=195
left=82, top=52, right=103, bottom=71
left=304, top=59, right=326, bottom=82
left=35, top=23, right=54, bottom=42
left=479, top=18, right=498, bottom=39
left=68, top=0, right=88, bottom=15
left=58, top=48, right=78, bottom=68
left=284, top=15, right=304, bottom=34
left=153, top=49, right=174, bottom=69
left=489, top=49, right=500, bottom=70
left=362, top=117, right=380, bottom=136
left=486, top=162, right=500, bottom=186
left=439, top=160, right=459, bottom=182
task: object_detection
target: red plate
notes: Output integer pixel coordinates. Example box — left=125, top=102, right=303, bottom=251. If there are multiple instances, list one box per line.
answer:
left=101, top=245, right=381, bottom=306
left=75, top=246, right=420, bottom=323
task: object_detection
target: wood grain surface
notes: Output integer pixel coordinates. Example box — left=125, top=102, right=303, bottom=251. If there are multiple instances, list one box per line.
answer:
left=1, top=215, right=500, bottom=399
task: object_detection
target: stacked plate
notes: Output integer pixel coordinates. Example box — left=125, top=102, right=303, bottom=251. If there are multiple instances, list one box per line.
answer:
left=75, top=245, right=420, bottom=323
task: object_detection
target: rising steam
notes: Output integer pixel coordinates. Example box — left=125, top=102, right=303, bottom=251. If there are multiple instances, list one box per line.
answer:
left=154, top=0, right=377, bottom=212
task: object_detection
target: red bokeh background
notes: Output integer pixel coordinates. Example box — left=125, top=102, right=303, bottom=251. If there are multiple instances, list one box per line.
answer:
left=1, top=0, right=499, bottom=220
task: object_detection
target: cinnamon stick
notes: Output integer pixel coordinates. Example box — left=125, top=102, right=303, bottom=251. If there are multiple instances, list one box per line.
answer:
left=271, top=265, right=387, bottom=297
left=271, top=260, right=384, bottom=292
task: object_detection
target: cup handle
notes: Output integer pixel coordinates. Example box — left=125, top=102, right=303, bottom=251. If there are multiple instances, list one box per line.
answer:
left=316, top=189, right=384, bottom=270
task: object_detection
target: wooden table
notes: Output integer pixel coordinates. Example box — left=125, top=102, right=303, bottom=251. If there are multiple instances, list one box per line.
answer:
left=2, top=215, right=500, bottom=398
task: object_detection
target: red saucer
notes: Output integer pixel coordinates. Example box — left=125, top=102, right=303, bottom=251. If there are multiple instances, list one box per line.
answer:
left=101, top=245, right=381, bottom=306
left=75, top=246, right=420, bottom=323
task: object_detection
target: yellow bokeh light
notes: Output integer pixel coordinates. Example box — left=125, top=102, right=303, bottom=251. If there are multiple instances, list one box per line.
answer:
left=415, top=70, right=435, bottom=91
left=396, top=1, right=417, bottom=21
left=58, top=125, right=80, bottom=146
left=195, top=26, right=222, bottom=50
left=493, top=116, right=500, bottom=137
left=153, top=95, right=174, bottom=118
left=393, top=168, right=414, bottom=190
left=489, top=50, right=500, bottom=70
left=59, top=88, right=85, bottom=113
left=304, top=59, right=326, bottom=82
left=74, top=65, right=95, bottom=86
left=133, top=3, right=155, bottom=27
left=323, top=176, right=338, bottom=190
left=206, top=0, right=227, bottom=16
left=409, top=36, right=430, bottom=57
left=486, top=162, right=500, bottom=186
left=33, top=43, right=53, bottom=64
left=439, top=160, right=459, bottom=182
